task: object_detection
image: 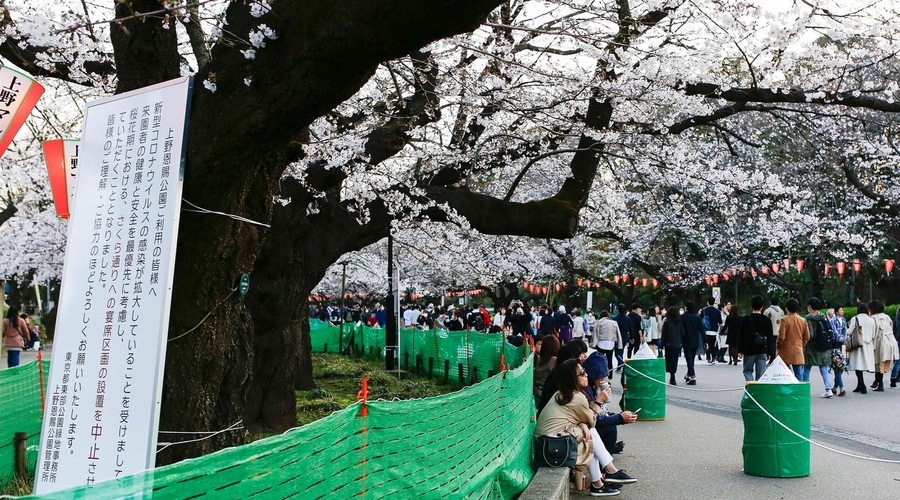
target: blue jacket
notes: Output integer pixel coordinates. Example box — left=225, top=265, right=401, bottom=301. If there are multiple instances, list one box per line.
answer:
left=614, top=314, right=632, bottom=346
left=681, top=313, right=702, bottom=349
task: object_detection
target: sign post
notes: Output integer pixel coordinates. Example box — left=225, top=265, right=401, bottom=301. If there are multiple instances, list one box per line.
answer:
left=35, top=76, right=193, bottom=494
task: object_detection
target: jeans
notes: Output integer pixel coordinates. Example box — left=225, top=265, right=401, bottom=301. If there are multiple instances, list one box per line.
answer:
left=683, top=348, right=697, bottom=377
left=892, top=340, right=900, bottom=380
left=800, top=365, right=831, bottom=390
left=833, top=369, right=844, bottom=390
left=816, top=365, right=832, bottom=390
left=791, top=365, right=804, bottom=380
left=743, top=354, right=768, bottom=381
left=614, top=348, right=624, bottom=369
left=7, top=349, right=20, bottom=368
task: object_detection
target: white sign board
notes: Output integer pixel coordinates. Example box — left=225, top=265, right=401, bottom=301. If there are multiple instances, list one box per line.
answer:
left=35, top=76, right=192, bottom=494
left=756, top=356, right=800, bottom=384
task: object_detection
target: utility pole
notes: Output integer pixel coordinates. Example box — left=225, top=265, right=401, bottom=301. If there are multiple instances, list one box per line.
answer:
left=386, top=234, right=397, bottom=371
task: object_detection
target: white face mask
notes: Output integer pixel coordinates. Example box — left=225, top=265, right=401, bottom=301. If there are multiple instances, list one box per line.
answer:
left=679, top=309, right=685, bottom=315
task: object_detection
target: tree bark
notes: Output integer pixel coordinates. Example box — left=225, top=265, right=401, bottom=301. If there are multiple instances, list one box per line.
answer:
left=243, top=179, right=392, bottom=432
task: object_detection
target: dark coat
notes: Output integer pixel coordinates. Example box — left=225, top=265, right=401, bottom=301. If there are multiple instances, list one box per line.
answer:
left=614, top=314, right=632, bottom=346
left=737, top=313, right=774, bottom=357
left=661, top=319, right=684, bottom=349
left=681, top=313, right=702, bottom=349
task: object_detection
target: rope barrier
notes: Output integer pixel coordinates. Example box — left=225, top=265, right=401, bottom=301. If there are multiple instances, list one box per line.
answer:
left=623, top=363, right=900, bottom=464
left=623, top=363, right=746, bottom=392
left=741, top=389, right=900, bottom=464
left=182, top=199, right=272, bottom=228
left=155, top=420, right=244, bottom=453
left=168, top=287, right=237, bottom=342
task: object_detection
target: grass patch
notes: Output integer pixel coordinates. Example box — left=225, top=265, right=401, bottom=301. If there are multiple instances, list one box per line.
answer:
left=0, top=473, right=33, bottom=496
left=295, top=354, right=457, bottom=426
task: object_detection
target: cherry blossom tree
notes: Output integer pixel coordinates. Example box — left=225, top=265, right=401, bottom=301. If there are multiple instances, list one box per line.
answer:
left=2, top=0, right=900, bottom=461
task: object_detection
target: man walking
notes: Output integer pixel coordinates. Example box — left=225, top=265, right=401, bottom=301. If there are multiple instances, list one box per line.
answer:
left=700, top=297, right=723, bottom=365
left=738, top=295, right=774, bottom=381
left=613, top=304, right=632, bottom=372
left=627, top=304, right=644, bottom=358
left=681, top=302, right=702, bottom=384
left=804, top=297, right=834, bottom=398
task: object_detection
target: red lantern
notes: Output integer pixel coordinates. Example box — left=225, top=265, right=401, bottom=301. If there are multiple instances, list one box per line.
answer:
left=555, top=284, right=561, bottom=292
left=705, top=276, right=712, bottom=286
left=633, top=277, right=639, bottom=286
left=712, top=274, right=719, bottom=285
left=771, top=263, right=781, bottom=274
left=722, top=272, right=730, bottom=281
left=852, top=259, right=861, bottom=274
left=666, top=275, right=673, bottom=282
left=836, top=261, right=846, bottom=277
left=523, top=281, right=529, bottom=289
left=652, top=279, right=659, bottom=288
left=0, top=65, right=45, bottom=158
left=761, top=266, right=769, bottom=275
left=42, top=139, right=80, bottom=218
left=641, top=278, right=648, bottom=287
left=614, top=276, right=621, bottom=284
left=585, top=280, right=591, bottom=288
left=577, top=278, right=583, bottom=287
left=795, top=260, right=804, bottom=272
left=783, top=258, right=791, bottom=271
left=750, top=268, right=758, bottom=278
left=886, top=259, right=895, bottom=275
left=824, top=263, right=831, bottom=276
left=622, top=273, right=629, bottom=282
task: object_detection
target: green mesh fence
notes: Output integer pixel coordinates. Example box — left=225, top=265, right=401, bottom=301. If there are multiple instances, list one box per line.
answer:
left=0, top=360, right=48, bottom=483
left=342, top=325, right=528, bottom=385
left=34, top=354, right=536, bottom=499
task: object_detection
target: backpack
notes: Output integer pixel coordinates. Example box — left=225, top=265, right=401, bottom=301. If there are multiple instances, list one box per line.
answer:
left=701, top=311, right=711, bottom=332
left=813, top=318, right=835, bottom=352
left=468, top=312, right=485, bottom=331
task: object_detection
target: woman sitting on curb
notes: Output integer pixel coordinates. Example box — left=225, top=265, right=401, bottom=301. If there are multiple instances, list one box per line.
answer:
left=534, top=359, right=637, bottom=497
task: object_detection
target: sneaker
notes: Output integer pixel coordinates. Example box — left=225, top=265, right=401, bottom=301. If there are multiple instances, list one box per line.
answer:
left=686, top=378, right=697, bottom=385
left=819, top=391, right=833, bottom=398
left=590, top=484, right=621, bottom=496
left=604, top=469, right=637, bottom=485
left=613, top=441, right=625, bottom=454
left=707, top=360, right=716, bottom=365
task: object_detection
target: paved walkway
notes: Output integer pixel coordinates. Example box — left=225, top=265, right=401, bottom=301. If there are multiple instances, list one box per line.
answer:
left=574, top=356, right=900, bottom=498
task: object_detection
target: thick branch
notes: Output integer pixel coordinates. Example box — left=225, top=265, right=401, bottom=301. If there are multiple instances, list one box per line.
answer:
left=682, top=83, right=900, bottom=112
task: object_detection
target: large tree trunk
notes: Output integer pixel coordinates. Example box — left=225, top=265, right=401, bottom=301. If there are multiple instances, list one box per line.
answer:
left=243, top=180, right=391, bottom=432
left=99, top=0, right=508, bottom=461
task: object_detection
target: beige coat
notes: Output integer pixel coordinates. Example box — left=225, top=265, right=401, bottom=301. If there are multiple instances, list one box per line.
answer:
left=534, top=391, right=595, bottom=469
left=776, top=313, right=809, bottom=366
left=846, top=313, right=875, bottom=372
left=872, top=313, right=899, bottom=364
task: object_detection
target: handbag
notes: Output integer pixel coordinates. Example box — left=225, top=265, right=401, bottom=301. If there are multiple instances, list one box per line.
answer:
left=846, top=320, right=863, bottom=350
left=746, top=316, right=767, bottom=346
left=534, top=434, right=577, bottom=468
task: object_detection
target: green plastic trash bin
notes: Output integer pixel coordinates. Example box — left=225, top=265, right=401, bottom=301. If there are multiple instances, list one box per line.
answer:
left=622, top=358, right=666, bottom=420
left=740, top=382, right=810, bottom=478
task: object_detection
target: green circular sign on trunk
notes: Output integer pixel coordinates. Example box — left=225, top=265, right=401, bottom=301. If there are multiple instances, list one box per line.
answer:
left=239, top=273, right=250, bottom=297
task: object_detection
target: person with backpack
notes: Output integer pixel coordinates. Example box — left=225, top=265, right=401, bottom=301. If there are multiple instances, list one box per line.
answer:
left=700, top=297, right=723, bottom=365
left=803, top=297, right=834, bottom=398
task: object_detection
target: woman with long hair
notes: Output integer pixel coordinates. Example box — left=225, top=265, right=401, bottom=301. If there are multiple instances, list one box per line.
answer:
left=534, top=335, right=560, bottom=407
left=534, top=359, right=637, bottom=496
left=723, top=305, right=741, bottom=365
left=2, top=306, right=30, bottom=368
